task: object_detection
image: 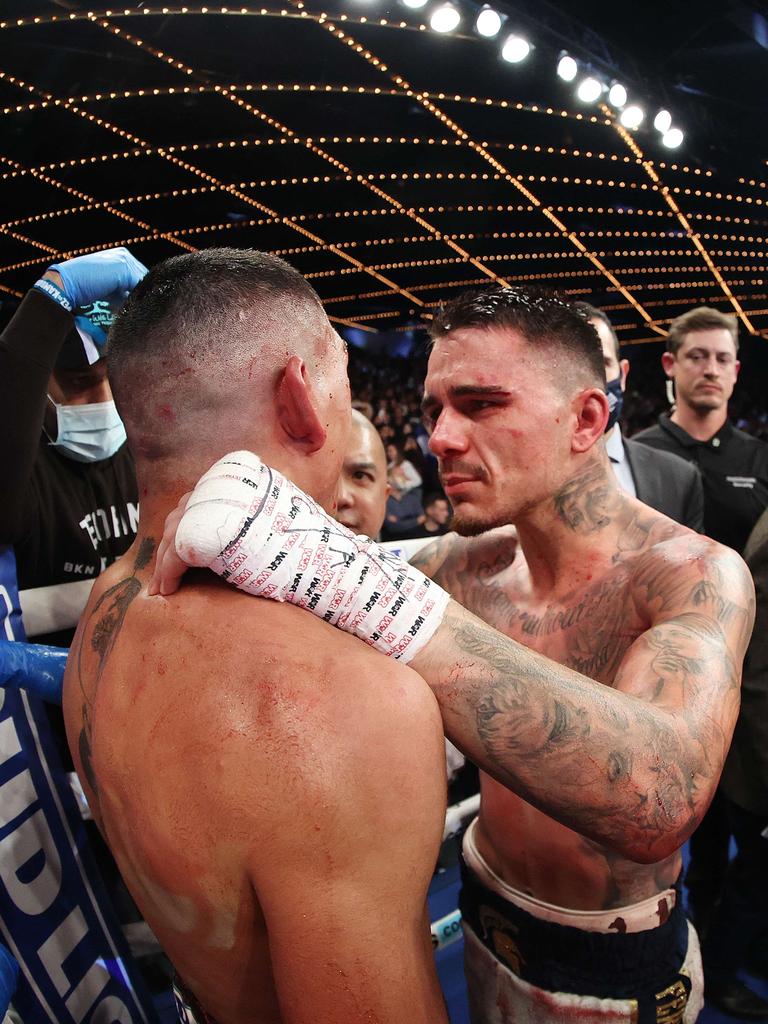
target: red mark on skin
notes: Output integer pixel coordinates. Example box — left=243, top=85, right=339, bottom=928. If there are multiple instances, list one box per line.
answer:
left=157, top=660, right=166, bottom=677
left=142, top=486, right=148, bottom=497
left=247, top=357, right=258, bottom=380
left=157, top=404, right=175, bottom=422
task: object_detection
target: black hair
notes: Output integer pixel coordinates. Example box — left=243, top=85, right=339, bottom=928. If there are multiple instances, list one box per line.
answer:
left=108, top=247, right=322, bottom=366
left=430, top=285, right=605, bottom=384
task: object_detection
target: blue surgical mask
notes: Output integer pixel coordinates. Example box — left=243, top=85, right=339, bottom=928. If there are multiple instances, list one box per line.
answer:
left=605, top=376, right=624, bottom=433
left=47, top=397, right=127, bottom=463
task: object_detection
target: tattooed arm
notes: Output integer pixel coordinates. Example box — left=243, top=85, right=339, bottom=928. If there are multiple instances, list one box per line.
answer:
left=409, top=537, right=753, bottom=863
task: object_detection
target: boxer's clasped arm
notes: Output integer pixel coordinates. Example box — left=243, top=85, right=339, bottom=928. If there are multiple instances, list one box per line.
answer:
left=150, top=452, right=450, bottom=664
left=152, top=451, right=751, bottom=863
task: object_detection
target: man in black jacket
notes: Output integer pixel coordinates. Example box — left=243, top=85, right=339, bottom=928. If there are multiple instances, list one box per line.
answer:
left=576, top=303, right=703, bottom=531
left=633, top=305, right=768, bottom=1020
left=0, top=248, right=145, bottom=646
left=701, top=507, right=768, bottom=1013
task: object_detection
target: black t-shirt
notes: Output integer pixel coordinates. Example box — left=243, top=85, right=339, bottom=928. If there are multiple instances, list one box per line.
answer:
left=633, top=413, right=768, bottom=553
left=0, top=289, right=139, bottom=645
left=14, top=442, right=138, bottom=645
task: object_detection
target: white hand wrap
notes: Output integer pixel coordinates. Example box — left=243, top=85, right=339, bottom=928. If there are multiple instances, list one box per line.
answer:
left=175, top=451, right=450, bottom=663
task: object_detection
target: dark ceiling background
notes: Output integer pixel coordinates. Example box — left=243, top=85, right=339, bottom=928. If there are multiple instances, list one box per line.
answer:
left=1, top=0, right=767, bottom=349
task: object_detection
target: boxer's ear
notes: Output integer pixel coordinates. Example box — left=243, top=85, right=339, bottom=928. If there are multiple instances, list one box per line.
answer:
left=571, top=388, right=609, bottom=453
left=276, top=355, right=328, bottom=452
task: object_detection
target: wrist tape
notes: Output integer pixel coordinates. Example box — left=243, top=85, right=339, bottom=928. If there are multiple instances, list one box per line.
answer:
left=33, top=278, right=73, bottom=313
left=175, top=451, right=450, bottom=663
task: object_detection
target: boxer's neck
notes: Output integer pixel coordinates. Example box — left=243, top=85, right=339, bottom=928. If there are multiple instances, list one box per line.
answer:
left=513, top=452, right=628, bottom=596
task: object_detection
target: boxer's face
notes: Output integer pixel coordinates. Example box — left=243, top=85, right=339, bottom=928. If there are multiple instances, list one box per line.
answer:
left=423, top=326, right=574, bottom=534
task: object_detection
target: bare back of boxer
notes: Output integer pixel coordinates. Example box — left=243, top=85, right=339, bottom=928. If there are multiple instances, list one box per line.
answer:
left=62, top=249, right=449, bottom=1024
left=413, top=291, right=753, bottom=915
left=64, top=550, right=447, bottom=1024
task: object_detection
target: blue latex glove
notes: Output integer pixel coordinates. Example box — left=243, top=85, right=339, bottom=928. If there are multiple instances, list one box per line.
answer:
left=0, top=640, right=67, bottom=704
left=0, top=944, right=18, bottom=1019
left=48, top=246, right=147, bottom=309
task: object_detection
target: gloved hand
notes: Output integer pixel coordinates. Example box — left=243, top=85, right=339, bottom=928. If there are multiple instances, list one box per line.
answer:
left=149, top=451, right=450, bottom=663
left=46, top=246, right=147, bottom=309
left=0, top=641, right=68, bottom=704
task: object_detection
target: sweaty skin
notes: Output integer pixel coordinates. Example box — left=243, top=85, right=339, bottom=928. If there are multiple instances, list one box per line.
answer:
left=409, top=466, right=752, bottom=910
left=63, top=539, right=449, bottom=1024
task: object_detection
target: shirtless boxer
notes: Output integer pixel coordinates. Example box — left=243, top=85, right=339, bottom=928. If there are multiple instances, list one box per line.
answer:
left=153, top=285, right=754, bottom=1024
left=61, top=249, right=449, bottom=1024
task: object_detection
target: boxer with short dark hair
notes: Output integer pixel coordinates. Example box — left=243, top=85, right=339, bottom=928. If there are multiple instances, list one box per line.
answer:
left=62, top=248, right=449, bottom=1024
left=155, top=283, right=754, bottom=1024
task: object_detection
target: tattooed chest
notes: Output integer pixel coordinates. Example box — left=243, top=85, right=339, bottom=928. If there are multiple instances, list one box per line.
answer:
left=461, top=572, right=645, bottom=684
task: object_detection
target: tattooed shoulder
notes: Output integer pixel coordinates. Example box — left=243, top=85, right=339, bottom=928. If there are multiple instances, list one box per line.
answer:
left=409, top=532, right=461, bottom=584
left=76, top=538, right=157, bottom=796
left=631, top=533, right=755, bottom=651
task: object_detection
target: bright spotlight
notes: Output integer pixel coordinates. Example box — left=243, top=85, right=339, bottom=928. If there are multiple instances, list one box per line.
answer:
left=475, top=6, right=502, bottom=37
left=402, top=0, right=429, bottom=8
left=653, top=109, right=672, bottom=133
left=430, top=3, right=460, bottom=32
left=576, top=76, right=602, bottom=103
left=620, top=104, right=644, bottom=129
left=501, top=34, right=531, bottom=63
left=557, top=54, right=578, bottom=82
left=608, top=82, right=627, bottom=108
left=662, top=127, right=684, bottom=148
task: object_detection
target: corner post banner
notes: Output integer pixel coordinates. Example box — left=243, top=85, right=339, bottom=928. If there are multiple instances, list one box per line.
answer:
left=0, top=545, right=158, bottom=1023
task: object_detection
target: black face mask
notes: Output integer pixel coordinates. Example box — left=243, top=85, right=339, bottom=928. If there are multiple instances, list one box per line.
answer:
left=605, top=376, right=624, bottom=433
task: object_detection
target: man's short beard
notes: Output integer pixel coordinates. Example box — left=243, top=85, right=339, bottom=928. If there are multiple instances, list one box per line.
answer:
left=451, top=506, right=511, bottom=537
left=687, top=394, right=724, bottom=414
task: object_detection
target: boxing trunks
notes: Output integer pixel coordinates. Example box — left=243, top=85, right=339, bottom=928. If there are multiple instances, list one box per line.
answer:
left=460, top=819, right=703, bottom=1024
left=173, top=977, right=219, bottom=1024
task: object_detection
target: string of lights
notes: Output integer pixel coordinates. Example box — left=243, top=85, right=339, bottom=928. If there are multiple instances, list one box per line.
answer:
left=608, top=108, right=758, bottom=333
left=88, top=13, right=511, bottom=288
left=312, top=13, right=664, bottom=333
left=0, top=152, right=197, bottom=253
left=0, top=5, right=763, bottom=339
left=0, top=71, right=428, bottom=307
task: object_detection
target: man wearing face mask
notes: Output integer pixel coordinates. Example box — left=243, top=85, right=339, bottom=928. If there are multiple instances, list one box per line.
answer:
left=0, top=247, right=146, bottom=646
left=576, top=302, right=704, bottom=531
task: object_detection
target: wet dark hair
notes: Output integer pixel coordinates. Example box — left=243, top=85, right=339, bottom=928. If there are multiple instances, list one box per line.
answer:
left=430, top=285, right=605, bottom=384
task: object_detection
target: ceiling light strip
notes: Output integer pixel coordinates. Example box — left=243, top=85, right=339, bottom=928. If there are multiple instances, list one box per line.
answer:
left=0, top=150, right=197, bottom=253
left=90, top=15, right=508, bottom=290
left=1, top=68, right=421, bottom=307
left=608, top=110, right=756, bottom=334
left=318, top=17, right=662, bottom=333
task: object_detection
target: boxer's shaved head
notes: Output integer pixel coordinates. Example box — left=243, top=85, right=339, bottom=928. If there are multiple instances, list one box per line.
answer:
left=108, top=247, right=343, bottom=463
left=108, top=248, right=350, bottom=508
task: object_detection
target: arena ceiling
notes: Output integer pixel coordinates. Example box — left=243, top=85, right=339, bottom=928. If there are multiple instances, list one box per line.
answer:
left=1, top=0, right=767, bottom=345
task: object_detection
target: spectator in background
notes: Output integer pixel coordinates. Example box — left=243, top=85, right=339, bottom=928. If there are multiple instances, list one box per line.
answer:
left=576, top=302, right=704, bottom=531
left=335, top=409, right=390, bottom=540
left=0, top=248, right=145, bottom=646
left=633, top=306, right=768, bottom=553
left=422, top=493, right=452, bottom=537
left=633, top=306, right=768, bottom=1020
left=387, top=441, right=423, bottom=495
left=700, top=504, right=768, bottom=1019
